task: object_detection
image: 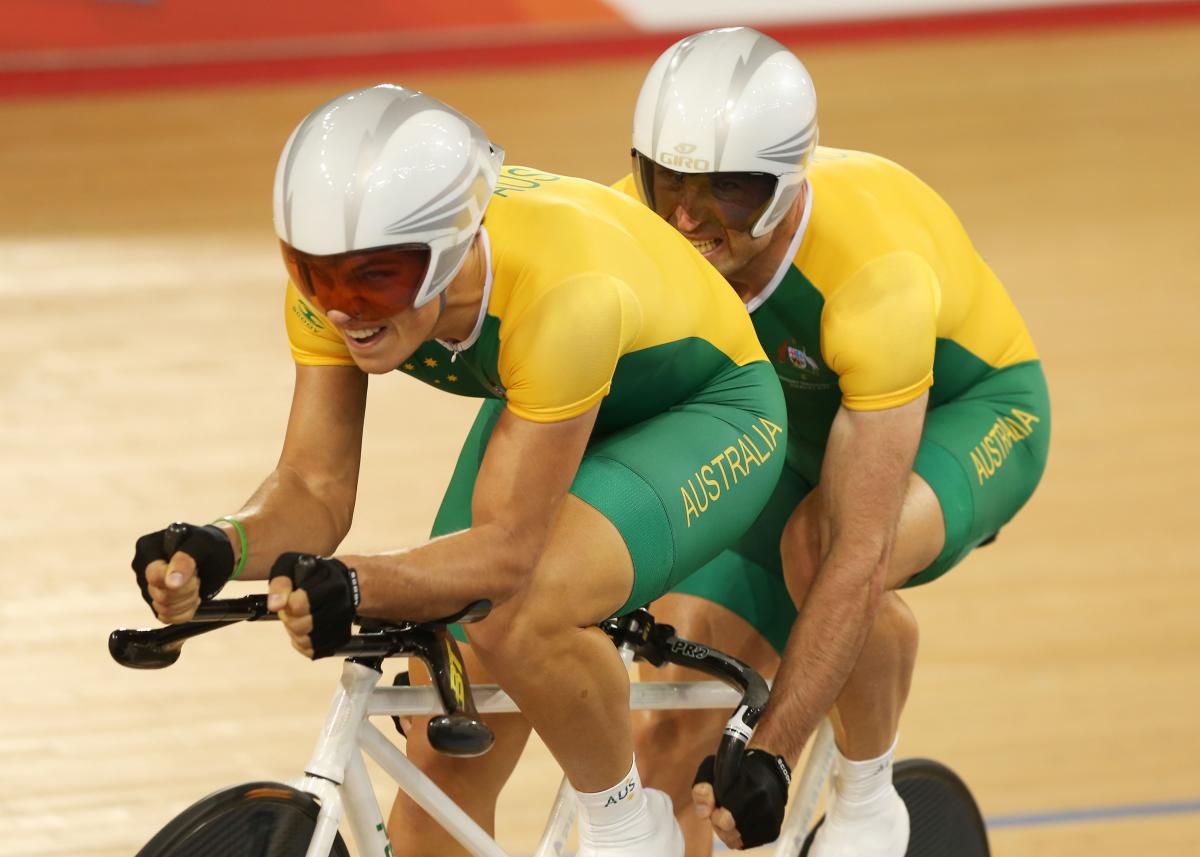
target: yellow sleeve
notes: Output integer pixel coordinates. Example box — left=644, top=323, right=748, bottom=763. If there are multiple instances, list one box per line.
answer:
left=821, top=252, right=940, bottom=411
left=283, top=281, right=355, bottom=366
left=499, top=274, right=643, bottom=423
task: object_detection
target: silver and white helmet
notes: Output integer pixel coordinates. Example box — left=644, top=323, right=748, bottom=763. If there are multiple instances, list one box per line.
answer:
left=273, top=84, right=504, bottom=308
left=632, top=27, right=818, bottom=238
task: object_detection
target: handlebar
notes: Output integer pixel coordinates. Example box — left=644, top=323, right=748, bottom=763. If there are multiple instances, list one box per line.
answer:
left=110, top=595, right=497, bottom=756
left=109, top=595, right=493, bottom=668
left=108, top=595, right=276, bottom=669
left=601, top=609, right=769, bottom=799
left=109, top=600, right=766, bottom=784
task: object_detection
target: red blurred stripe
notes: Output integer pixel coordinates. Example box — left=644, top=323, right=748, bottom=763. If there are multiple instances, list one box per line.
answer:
left=3, top=2, right=1199, bottom=98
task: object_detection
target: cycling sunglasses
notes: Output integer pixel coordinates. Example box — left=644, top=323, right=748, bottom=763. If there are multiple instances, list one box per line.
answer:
left=280, top=242, right=432, bottom=322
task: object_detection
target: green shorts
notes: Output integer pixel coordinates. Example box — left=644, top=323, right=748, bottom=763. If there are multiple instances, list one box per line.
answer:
left=670, top=359, right=1051, bottom=654
left=432, top=360, right=787, bottom=618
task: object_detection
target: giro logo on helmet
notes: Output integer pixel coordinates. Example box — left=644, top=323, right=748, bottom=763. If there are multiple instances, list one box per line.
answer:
left=673, top=143, right=697, bottom=154
left=659, top=151, right=712, bottom=171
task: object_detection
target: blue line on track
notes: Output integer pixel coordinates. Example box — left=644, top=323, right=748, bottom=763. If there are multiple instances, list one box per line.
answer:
left=985, top=797, right=1200, bottom=829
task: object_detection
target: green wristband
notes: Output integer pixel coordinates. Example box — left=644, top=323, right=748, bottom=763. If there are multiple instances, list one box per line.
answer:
left=215, top=515, right=249, bottom=580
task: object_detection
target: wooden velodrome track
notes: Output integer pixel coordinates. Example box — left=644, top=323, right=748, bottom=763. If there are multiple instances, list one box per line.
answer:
left=2, top=18, right=1198, bottom=857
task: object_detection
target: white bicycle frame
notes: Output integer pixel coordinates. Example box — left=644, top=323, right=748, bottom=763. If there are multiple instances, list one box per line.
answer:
left=288, top=655, right=836, bottom=857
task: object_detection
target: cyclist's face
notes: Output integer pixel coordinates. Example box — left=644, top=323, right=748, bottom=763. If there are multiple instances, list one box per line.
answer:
left=645, top=165, right=775, bottom=278
left=281, top=242, right=440, bottom=374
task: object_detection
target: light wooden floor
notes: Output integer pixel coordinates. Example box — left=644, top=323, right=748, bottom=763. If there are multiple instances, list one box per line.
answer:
left=2, top=20, right=1199, bottom=857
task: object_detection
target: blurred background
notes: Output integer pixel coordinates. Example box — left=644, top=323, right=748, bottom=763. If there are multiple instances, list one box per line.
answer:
left=2, top=1, right=1199, bottom=855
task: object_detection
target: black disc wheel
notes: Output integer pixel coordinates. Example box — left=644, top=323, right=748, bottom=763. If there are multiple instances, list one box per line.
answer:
left=798, top=758, right=990, bottom=856
left=136, top=781, right=352, bottom=857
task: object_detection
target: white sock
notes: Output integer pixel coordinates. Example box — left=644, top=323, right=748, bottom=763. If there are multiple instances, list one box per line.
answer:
left=575, top=758, right=647, bottom=841
left=834, top=735, right=898, bottom=806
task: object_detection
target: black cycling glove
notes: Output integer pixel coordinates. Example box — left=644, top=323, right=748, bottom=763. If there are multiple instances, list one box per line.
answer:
left=269, top=553, right=360, bottom=658
left=694, top=748, right=792, bottom=848
left=132, top=522, right=234, bottom=608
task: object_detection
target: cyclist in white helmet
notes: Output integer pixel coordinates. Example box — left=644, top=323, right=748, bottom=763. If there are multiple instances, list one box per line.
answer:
left=614, top=26, right=1049, bottom=856
left=129, top=83, right=792, bottom=857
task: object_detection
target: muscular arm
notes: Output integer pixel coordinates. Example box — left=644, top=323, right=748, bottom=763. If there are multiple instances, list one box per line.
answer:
left=345, top=402, right=600, bottom=622
left=214, top=362, right=368, bottom=578
left=751, top=393, right=927, bottom=765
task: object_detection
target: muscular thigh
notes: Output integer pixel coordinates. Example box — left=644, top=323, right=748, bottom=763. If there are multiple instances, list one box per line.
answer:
left=776, top=363, right=1052, bottom=595
left=885, top=472, right=946, bottom=589
left=905, top=360, right=1050, bottom=587
left=436, top=364, right=787, bottom=627
left=481, top=495, right=635, bottom=631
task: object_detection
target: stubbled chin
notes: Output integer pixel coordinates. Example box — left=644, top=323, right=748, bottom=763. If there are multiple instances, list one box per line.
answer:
left=349, top=339, right=410, bottom=374
left=346, top=352, right=391, bottom=374
left=708, top=252, right=740, bottom=278
left=347, top=309, right=438, bottom=374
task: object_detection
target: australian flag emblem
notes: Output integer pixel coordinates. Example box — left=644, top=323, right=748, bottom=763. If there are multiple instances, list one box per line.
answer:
left=786, top=344, right=820, bottom=374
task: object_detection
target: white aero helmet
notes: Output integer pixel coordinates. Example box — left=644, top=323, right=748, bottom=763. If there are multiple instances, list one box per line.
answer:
left=632, top=27, right=818, bottom=238
left=273, top=84, right=504, bottom=310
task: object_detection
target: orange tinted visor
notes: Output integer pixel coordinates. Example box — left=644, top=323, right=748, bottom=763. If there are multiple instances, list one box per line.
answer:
left=280, top=241, right=432, bottom=322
